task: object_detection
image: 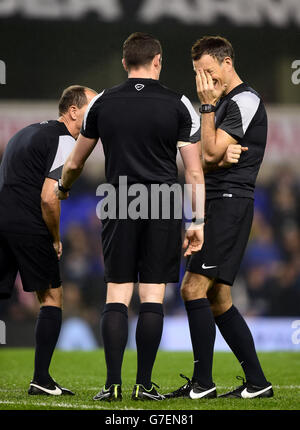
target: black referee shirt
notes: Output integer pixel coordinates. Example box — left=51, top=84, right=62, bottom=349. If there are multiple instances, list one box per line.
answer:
left=81, top=78, right=200, bottom=185
left=0, top=120, right=75, bottom=235
left=205, top=82, right=268, bottom=199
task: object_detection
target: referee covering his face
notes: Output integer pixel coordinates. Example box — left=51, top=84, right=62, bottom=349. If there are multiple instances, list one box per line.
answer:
left=165, top=36, right=273, bottom=400
left=0, top=85, right=97, bottom=395
left=56, top=32, right=205, bottom=401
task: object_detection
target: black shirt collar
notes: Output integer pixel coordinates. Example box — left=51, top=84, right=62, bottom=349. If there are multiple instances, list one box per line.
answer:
left=127, top=78, right=159, bottom=84
left=223, top=82, right=247, bottom=99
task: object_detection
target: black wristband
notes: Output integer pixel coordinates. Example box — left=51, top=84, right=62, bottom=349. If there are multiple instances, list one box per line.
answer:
left=192, top=217, right=205, bottom=225
left=58, top=178, right=70, bottom=193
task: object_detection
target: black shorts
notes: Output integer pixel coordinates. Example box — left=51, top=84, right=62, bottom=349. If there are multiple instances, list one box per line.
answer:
left=101, top=217, right=182, bottom=284
left=186, top=197, right=254, bottom=286
left=0, top=232, right=61, bottom=299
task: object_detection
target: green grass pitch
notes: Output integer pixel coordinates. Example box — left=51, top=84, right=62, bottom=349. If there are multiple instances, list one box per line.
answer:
left=0, top=348, right=299, bottom=410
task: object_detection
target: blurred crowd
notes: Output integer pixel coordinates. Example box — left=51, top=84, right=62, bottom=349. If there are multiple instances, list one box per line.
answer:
left=236, top=166, right=300, bottom=317
left=1, top=166, right=300, bottom=347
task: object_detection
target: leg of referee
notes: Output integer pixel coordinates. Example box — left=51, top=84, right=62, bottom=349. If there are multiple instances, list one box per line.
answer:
left=135, top=283, right=165, bottom=390
left=34, top=286, right=63, bottom=386
left=181, top=272, right=216, bottom=389
left=101, top=282, right=134, bottom=389
left=208, top=283, right=268, bottom=387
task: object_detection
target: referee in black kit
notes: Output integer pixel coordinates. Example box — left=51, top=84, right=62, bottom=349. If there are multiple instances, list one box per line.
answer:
left=0, top=85, right=96, bottom=395
left=165, top=36, right=273, bottom=400
left=56, top=32, right=206, bottom=401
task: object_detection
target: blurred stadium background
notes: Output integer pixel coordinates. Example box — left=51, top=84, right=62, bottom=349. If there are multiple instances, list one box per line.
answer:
left=0, top=0, right=299, bottom=352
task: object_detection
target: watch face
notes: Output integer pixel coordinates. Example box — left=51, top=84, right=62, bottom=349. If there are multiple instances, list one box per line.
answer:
left=201, top=104, right=214, bottom=113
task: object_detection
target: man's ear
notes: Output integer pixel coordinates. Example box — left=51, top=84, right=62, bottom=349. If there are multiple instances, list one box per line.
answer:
left=153, top=53, right=161, bottom=68
left=223, top=56, right=233, bottom=70
left=69, top=105, right=77, bottom=120
left=122, top=58, right=128, bottom=72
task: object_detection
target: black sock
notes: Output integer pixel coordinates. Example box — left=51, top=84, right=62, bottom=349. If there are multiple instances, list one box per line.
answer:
left=215, top=305, right=268, bottom=386
left=136, top=302, right=164, bottom=390
left=33, top=305, right=62, bottom=385
left=101, top=302, right=128, bottom=388
left=185, top=298, right=216, bottom=388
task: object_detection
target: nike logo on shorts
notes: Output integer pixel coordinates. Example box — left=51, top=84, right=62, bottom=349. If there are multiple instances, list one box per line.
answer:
left=202, top=264, right=217, bottom=269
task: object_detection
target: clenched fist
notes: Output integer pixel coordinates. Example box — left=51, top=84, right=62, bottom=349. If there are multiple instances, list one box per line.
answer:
left=219, top=144, right=248, bottom=168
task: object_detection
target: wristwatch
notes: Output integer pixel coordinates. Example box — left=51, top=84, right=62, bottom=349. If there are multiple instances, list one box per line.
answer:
left=58, top=178, right=71, bottom=193
left=199, top=104, right=216, bottom=114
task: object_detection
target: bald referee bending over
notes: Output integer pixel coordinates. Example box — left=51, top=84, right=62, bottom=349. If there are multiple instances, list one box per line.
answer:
left=0, top=85, right=96, bottom=395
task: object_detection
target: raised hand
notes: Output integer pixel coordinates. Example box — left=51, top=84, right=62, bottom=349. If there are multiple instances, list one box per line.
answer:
left=195, top=68, right=227, bottom=105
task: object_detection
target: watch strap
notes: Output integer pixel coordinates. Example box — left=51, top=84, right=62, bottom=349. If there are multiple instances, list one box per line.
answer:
left=199, top=104, right=216, bottom=114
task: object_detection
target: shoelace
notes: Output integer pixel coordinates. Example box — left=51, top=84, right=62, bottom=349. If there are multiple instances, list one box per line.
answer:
left=235, top=375, right=247, bottom=390
left=172, top=374, right=192, bottom=395
left=151, top=381, right=160, bottom=389
left=180, top=373, right=192, bottom=385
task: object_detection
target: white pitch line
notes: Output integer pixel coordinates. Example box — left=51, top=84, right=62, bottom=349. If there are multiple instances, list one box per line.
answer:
left=0, top=400, right=143, bottom=410
left=0, top=400, right=107, bottom=409
left=273, top=385, right=300, bottom=389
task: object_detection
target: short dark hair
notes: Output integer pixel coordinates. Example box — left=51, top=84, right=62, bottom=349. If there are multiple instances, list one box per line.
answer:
left=191, top=36, right=234, bottom=64
left=58, top=85, right=89, bottom=116
left=123, top=32, right=162, bottom=69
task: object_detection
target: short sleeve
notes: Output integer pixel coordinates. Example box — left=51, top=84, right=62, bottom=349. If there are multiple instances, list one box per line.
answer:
left=177, top=95, right=201, bottom=144
left=45, top=135, right=76, bottom=181
left=81, top=91, right=104, bottom=139
left=218, top=92, right=260, bottom=141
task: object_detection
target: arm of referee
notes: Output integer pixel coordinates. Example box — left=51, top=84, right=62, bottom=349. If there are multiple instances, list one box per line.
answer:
left=41, top=177, right=62, bottom=259
left=201, top=143, right=248, bottom=173
left=56, top=134, right=98, bottom=200
left=195, top=68, right=239, bottom=165
left=180, top=141, right=205, bottom=257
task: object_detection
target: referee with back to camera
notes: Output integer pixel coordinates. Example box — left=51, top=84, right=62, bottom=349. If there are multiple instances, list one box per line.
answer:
left=165, top=36, right=273, bottom=400
left=0, top=85, right=96, bottom=396
left=55, top=32, right=208, bottom=401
